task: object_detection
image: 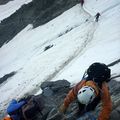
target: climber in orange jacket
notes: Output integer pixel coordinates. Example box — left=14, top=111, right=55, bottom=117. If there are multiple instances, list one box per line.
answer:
left=59, top=62, right=112, bottom=120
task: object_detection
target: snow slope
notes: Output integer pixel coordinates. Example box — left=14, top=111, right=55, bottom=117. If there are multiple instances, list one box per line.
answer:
left=0, top=0, right=120, bottom=113
left=0, top=0, right=32, bottom=21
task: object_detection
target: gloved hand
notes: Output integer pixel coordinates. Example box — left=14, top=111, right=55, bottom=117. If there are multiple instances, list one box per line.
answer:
left=59, top=104, right=66, bottom=113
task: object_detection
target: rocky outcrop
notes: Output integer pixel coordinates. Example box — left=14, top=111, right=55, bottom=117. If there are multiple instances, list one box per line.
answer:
left=0, top=0, right=79, bottom=47
left=1, top=79, right=120, bottom=120
left=0, top=71, right=16, bottom=84
left=0, top=0, right=13, bottom=5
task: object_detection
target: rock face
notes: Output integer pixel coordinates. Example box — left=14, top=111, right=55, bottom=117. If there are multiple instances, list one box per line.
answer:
left=30, top=79, right=120, bottom=120
left=0, top=0, right=79, bottom=47
left=0, top=0, right=13, bottom=5
left=1, top=79, right=120, bottom=120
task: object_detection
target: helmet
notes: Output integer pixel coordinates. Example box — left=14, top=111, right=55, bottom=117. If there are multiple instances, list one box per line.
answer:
left=77, top=86, right=96, bottom=105
left=3, top=116, right=12, bottom=120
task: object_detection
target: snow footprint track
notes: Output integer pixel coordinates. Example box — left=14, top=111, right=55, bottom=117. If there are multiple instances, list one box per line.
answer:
left=47, top=5, right=99, bottom=79
left=52, top=21, right=98, bottom=79
left=27, top=21, right=98, bottom=95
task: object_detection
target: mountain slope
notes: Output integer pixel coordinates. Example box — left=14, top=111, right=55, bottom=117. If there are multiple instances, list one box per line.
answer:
left=0, top=0, right=79, bottom=47
left=0, top=0, right=120, bottom=118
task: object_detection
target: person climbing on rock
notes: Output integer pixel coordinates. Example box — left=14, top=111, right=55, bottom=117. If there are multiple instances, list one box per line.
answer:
left=3, top=98, right=29, bottom=120
left=3, top=89, right=63, bottom=120
left=95, top=12, right=101, bottom=22
left=2, top=95, right=45, bottom=120
left=59, top=62, right=112, bottom=120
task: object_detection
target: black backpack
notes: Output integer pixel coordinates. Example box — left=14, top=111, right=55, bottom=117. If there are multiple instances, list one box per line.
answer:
left=85, top=62, right=111, bottom=84
left=22, top=95, right=44, bottom=120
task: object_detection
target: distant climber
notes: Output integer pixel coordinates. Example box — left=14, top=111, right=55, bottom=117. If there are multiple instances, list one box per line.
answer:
left=3, top=95, right=45, bottom=120
left=79, top=0, right=84, bottom=6
left=3, top=85, right=66, bottom=120
left=59, top=62, right=112, bottom=120
left=95, top=12, right=101, bottom=22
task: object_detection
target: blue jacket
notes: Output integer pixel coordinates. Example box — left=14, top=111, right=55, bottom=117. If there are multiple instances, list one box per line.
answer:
left=7, top=99, right=26, bottom=120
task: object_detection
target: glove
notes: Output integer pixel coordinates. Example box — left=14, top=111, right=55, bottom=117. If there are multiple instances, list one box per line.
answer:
left=59, top=104, right=66, bottom=113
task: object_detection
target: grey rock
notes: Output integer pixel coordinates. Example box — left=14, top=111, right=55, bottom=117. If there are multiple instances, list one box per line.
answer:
left=43, top=87, right=54, bottom=97
left=1, top=79, right=120, bottom=120
left=110, top=109, right=120, bottom=120
left=0, top=0, right=13, bottom=5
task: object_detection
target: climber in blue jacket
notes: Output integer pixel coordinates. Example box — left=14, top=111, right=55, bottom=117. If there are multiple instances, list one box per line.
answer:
left=6, top=99, right=26, bottom=120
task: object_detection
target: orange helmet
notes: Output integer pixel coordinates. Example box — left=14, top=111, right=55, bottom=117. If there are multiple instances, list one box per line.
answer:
left=3, top=116, right=12, bottom=120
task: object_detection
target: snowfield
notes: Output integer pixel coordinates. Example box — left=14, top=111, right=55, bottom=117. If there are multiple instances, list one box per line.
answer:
left=0, top=0, right=120, bottom=114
